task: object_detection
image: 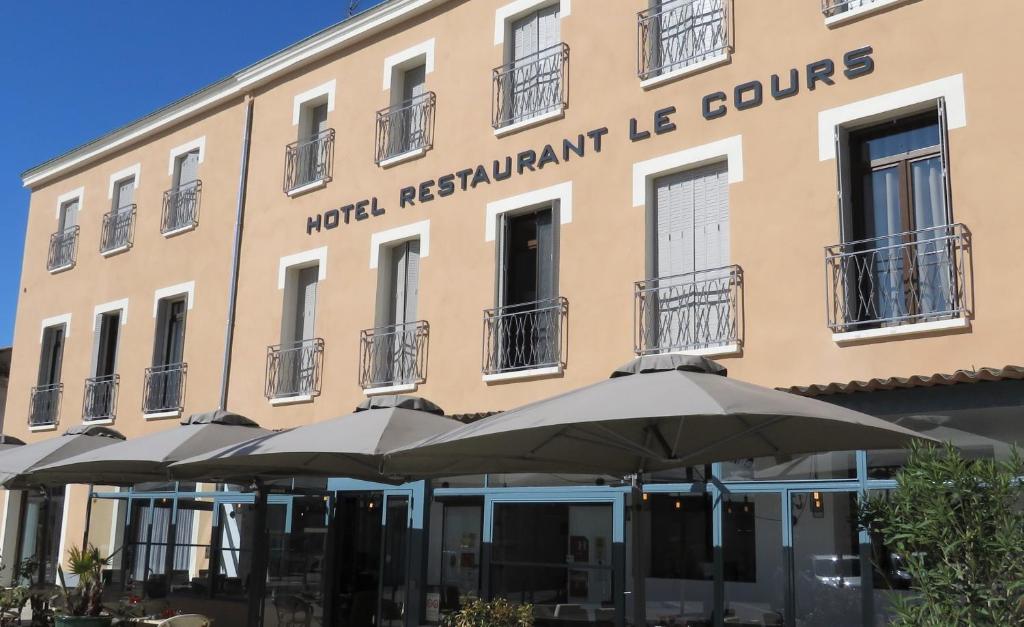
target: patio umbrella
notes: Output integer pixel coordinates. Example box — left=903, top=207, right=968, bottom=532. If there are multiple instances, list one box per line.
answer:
left=382, top=354, right=933, bottom=478
left=29, top=410, right=271, bottom=486
left=0, top=425, right=125, bottom=489
left=170, top=395, right=464, bottom=483
left=0, top=435, right=25, bottom=452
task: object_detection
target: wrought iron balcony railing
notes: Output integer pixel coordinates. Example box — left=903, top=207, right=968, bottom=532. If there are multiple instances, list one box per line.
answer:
left=29, top=383, right=62, bottom=427
left=492, top=43, right=569, bottom=130
left=638, top=0, right=730, bottom=81
left=483, top=297, right=568, bottom=375
left=359, top=321, right=429, bottom=390
left=162, top=180, right=202, bottom=234
left=265, top=338, right=325, bottom=399
left=821, top=0, right=880, bottom=17
left=375, top=92, right=436, bottom=164
left=82, top=374, right=119, bottom=422
left=47, top=226, right=79, bottom=272
left=635, top=265, right=742, bottom=355
left=825, top=224, right=970, bottom=333
left=143, top=362, right=187, bottom=414
left=100, top=205, right=136, bottom=254
left=284, top=129, right=335, bottom=193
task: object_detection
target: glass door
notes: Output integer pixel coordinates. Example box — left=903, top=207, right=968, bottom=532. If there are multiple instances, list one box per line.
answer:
left=721, top=492, right=785, bottom=626
left=380, top=494, right=410, bottom=627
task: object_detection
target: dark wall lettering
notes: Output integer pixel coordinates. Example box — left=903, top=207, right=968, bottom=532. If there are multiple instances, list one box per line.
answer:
left=537, top=144, right=559, bottom=168
left=771, top=69, right=799, bottom=99
left=471, top=165, right=490, bottom=187
left=324, top=208, right=340, bottom=229
left=563, top=135, right=585, bottom=160
left=654, top=107, right=677, bottom=134
left=341, top=204, right=354, bottom=223
left=418, top=181, right=435, bottom=202
left=702, top=91, right=728, bottom=120
left=734, top=81, right=763, bottom=110
left=306, top=214, right=322, bottom=234
left=843, top=46, right=874, bottom=79
left=517, top=149, right=537, bottom=174
left=629, top=118, right=651, bottom=142
left=455, top=168, right=473, bottom=191
left=493, top=157, right=513, bottom=180
left=354, top=200, right=369, bottom=220
left=399, top=187, right=416, bottom=208
left=587, top=127, right=608, bottom=152
left=438, top=174, right=456, bottom=196
left=806, top=59, right=835, bottom=90
left=371, top=197, right=385, bottom=216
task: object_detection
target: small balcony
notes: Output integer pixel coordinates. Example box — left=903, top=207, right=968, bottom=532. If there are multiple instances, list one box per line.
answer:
left=161, top=180, right=202, bottom=235
left=359, top=321, right=429, bottom=392
left=821, top=0, right=887, bottom=18
left=492, top=43, right=569, bottom=131
left=375, top=92, right=436, bottom=165
left=634, top=265, right=743, bottom=356
left=47, top=226, right=79, bottom=272
left=284, top=129, right=335, bottom=195
left=100, top=205, right=136, bottom=255
left=29, top=383, right=62, bottom=428
left=637, top=0, right=730, bottom=82
left=143, top=363, right=187, bottom=415
left=82, top=375, right=118, bottom=423
left=265, top=338, right=324, bottom=402
left=825, top=224, right=970, bottom=335
left=483, top=297, right=568, bottom=377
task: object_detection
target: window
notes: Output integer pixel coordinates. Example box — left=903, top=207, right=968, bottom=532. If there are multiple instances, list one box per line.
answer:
left=84, top=310, right=121, bottom=422
left=268, top=264, right=324, bottom=400
left=493, top=4, right=568, bottom=130
left=102, top=176, right=136, bottom=254
left=49, top=197, right=80, bottom=271
left=376, top=63, right=436, bottom=164
left=637, top=161, right=738, bottom=355
left=163, top=149, right=202, bottom=234
left=642, top=494, right=714, bottom=625
left=827, top=103, right=967, bottom=334
left=286, top=88, right=335, bottom=194
left=145, top=297, right=187, bottom=414
left=483, top=205, right=566, bottom=375
left=31, top=324, right=66, bottom=426
left=16, top=486, right=66, bottom=584
left=362, top=240, right=426, bottom=390
left=637, top=0, right=730, bottom=83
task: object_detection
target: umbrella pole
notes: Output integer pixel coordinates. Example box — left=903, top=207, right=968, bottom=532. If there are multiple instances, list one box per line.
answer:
left=38, top=488, right=49, bottom=586
left=81, top=484, right=94, bottom=550
left=245, top=479, right=270, bottom=627
left=628, top=475, right=647, bottom=627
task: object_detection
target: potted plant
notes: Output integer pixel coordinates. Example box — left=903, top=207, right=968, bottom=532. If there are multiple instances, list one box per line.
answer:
left=442, top=597, right=533, bottom=627
left=54, top=545, right=111, bottom=627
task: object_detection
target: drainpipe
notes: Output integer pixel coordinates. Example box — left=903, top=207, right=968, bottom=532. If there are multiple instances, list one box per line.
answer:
left=219, top=94, right=255, bottom=410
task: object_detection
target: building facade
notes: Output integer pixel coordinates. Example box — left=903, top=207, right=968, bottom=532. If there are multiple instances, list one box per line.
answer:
left=5, top=0, right=1024, bottom=625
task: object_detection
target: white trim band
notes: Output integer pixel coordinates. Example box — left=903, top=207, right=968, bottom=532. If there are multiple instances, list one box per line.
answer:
left=278, top=247, right=328, bottom=289
left=167, top=137, right=206, bottom=176
left=40, top=313, right=72, bottom=342
left=153, top=281, right=196, bottom=316
left=632, top=135, right=744, bottom=207
left=94, top=299, right=129, bottom=325
left=55, top=188, right=84, bottom=219
left=370, top=220, right=430, bottom=268
left=818, top=74, right=966, bottom=161
left=107, top=164, right=141, bottom=200
left=382, top=39, right=436, bottom=90
left=486, top=181, right=573, bottom=242
left=832, top=317, right=969, bottom=344
left=292, top=80, right=336, bottom=126
left=494, top=0, right=571, bottom=45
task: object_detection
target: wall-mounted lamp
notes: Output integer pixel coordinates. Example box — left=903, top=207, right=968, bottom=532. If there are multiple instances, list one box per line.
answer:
left=811, top=491, right=825, bottom=518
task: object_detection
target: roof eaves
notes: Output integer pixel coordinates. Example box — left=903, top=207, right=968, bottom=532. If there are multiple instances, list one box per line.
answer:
left=784, top=365, right=1024, bottom=397
left=21, top=0, right=447, bottom=189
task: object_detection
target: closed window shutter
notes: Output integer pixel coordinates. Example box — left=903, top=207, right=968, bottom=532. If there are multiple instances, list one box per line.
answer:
left=654, top=163, right=729, bottom=277
left=512, top=12, right=538, bottom=62
left=310, top=103, right=329, bottom=138
left=153, top=300, right=169, bottom=366
left=296, top=267, right=319, bottom=342
left=90, top=314, right=104, bottom=377
left=390, top=245, right=408, bottom=326
left=537, top=4, right=560, bottom=52
left=38, top=326, right=65, bottom=385
left=936, top=97, right=954, bottom=223
left=404, top=240, right=421, bottom=324
left=115, top=178, right=134, bottom=210
left=177, top=151, right=200, bottom=188
left=167, top=300, right=187, bottom=365
left=403, top=65, right=427, bottom=102
left=60, top=199, right=79, bottom=231
left=536, top=208, right=555, bottom=302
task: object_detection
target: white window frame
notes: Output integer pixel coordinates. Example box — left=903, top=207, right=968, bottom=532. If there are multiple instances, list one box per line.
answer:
left=817, top=74, right=966, bottom=161
left=167, top=137, right=206, bottom=177
left=94, top=298, right=129, bottom=326
left=494, top=0, right=571, bottom=46
left=273, top=248, right=326, bottom=406
left=152, top=281, right=195, bottom=317
left=39, top=313, right=72, bottom=342
left=107, top=164, right=141, bottom=200
left=485, top=181, right=572, bottom=242
left=54, top=188, right=84, bottom=220
left=632, top=135, right=744, bottom=208
left=278, top=247, right=328, bottom=289
left=382, top=39, right=435, bottom=91
left=292, top=80, right=336, bottom=126
left=824, top=0, right=915, bottom=27
left=369, top=220, right=430, bottom=269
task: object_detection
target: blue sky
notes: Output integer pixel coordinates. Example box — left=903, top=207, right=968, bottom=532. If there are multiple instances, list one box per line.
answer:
left=0, top=1, right=382, bottom=347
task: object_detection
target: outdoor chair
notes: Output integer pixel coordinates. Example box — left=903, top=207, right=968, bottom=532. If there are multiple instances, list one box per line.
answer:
left=154, top=615, right=211, bottom=626
left=273, top=593, right=314, bottom=627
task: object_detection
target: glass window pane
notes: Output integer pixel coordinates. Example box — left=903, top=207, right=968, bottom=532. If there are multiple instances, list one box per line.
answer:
left=426, top=497, right=483, bottom=624
left=720, top=452, right=857, bottom=481
left=790, top=492, right=862, bottom=627
left=722, top=492, right=785, bottom=625
left=641, top=493, right=713, bottom=625
left=264, top=495, right=328, bottom=627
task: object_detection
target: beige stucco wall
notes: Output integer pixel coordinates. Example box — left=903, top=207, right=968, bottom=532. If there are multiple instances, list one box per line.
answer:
left=5, top=0, right=1024, bottom=564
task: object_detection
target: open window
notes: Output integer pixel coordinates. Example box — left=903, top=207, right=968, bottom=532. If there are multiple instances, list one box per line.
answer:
left=269, top=263, right=324, bottom=401
left=84, top=309, right=123, bottom=422
left=286, top=85, right=335, bottom=195
left=102, top=176, right=136, bottom=255
left=31, top=323, right=66, bottom=427
left=637, top=0, right=730, bottom=84
left=49, top=196, right=80, bottom=272
left=827, top=100, right=967, bottom=335
left=145, top=297, right=188, bottom=415
left=376, top=61, right=436, bottom=165
left=164, top=148, right=202, bottom=234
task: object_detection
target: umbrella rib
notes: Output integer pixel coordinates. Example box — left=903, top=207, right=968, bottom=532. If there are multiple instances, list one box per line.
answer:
left=572, top=424, right=668, bottom=460
left=674, top=416, right=789, bottom=466
left=671, top=418, right=686, bottom=457
left=736, top=415, right=782, bottom=455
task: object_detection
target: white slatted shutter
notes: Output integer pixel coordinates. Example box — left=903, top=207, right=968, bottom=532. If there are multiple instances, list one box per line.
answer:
left=177, top=151, right=200, bottom=188
left=115, top=178, right=134, bottom=210
left=60, top=199, right=79, bottom=231
left=404, top=240, right=421, bottom=324
left=296, top=267, right=319, bottom=342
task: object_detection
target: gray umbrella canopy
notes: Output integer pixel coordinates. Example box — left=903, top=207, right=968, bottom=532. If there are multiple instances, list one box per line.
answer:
left=0, top=426, right=125, bottom=489
left=29, top=410, right=270, bottom=486
left=0, top=435, right=25, bottom=453
left=383, top=355, right=931, bottom=478
left=170, top=396, right=463, bottom=483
